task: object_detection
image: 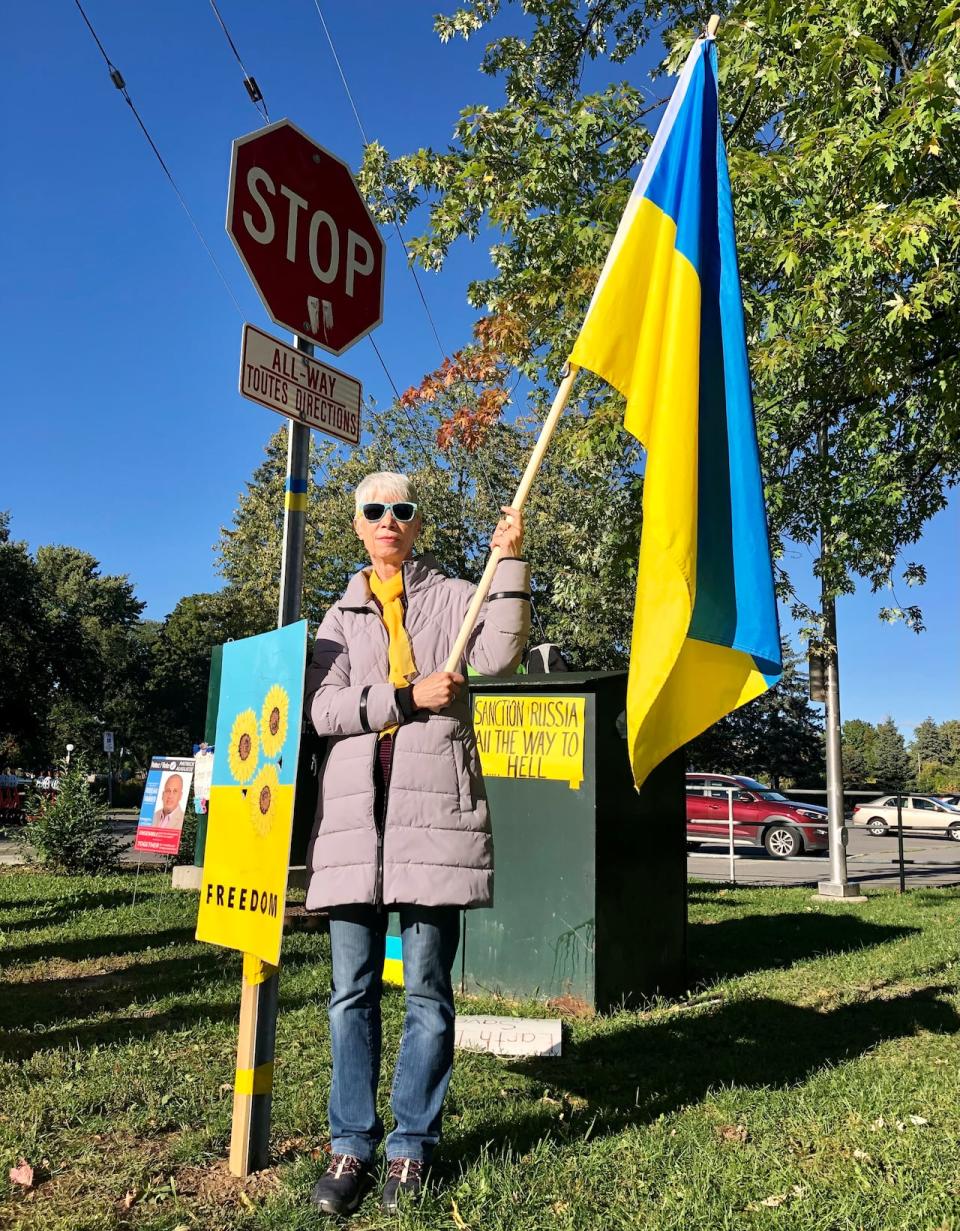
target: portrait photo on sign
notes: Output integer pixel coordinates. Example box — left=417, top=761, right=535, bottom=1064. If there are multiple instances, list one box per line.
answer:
left=134, top=755, right=196, bottom=857
left=153, top=769, right=187, bottom=829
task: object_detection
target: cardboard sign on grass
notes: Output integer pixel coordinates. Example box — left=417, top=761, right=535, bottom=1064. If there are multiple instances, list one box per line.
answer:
left=455, top=1015, right=562, bottom=1057
left=196, top=621, right=307, bottom=966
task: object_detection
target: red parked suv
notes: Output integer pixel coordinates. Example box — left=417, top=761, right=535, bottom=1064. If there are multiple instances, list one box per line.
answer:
left=686, top=773, right=830, bottom=859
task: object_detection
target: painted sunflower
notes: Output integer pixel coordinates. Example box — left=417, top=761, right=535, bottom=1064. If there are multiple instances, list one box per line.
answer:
left=248, top=763, right=280, bottom=839
left=260, top=684, right=289, bottom=760
left=227, top=709, right=259, bottom=784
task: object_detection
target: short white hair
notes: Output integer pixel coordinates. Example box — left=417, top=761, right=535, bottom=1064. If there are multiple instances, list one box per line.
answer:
left=354, top=471, right=417, bottom=511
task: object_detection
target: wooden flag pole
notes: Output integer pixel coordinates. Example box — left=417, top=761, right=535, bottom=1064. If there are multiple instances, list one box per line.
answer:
left=706, top=14, right=720, bottom=36
left=444, top=363, right=580, bottom=672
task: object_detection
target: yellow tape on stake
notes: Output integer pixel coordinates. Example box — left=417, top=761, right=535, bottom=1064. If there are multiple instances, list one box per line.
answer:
left=284, top=491, right=308, bottom=512
left=242, top=953, right=276, bottom=986
left=235, top=1061, right=275, bottom=1096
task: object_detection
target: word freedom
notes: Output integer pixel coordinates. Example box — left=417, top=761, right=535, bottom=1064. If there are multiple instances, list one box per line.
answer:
left=204, top=882, right=279, bottom=918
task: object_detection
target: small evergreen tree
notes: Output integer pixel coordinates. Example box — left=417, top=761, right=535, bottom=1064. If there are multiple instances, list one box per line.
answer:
left=911, top=717, right=950, bottom=766
left=842, top=719, right=877, bottom=784
left=20, top=755, right=122, bottom=874
left=869, top=718, right=912, bottom=788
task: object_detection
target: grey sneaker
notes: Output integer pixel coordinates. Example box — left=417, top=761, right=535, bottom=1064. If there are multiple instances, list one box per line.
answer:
left=310, top=1153, right=369, bottom=1216
left=381, top=1157, right=425, bottom=1212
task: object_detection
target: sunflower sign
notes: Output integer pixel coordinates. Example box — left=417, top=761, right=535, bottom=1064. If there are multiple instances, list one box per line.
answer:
left=196, top=621, right=308, bottom=966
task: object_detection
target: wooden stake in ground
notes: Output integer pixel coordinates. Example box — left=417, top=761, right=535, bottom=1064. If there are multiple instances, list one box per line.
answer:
left=444, top=363, right=580, bottom=671
left=230, top=955, right=280, bottom=1176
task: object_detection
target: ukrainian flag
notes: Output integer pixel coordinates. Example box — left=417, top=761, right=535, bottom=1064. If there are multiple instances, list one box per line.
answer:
left=569, top=32, right=781, bottom=789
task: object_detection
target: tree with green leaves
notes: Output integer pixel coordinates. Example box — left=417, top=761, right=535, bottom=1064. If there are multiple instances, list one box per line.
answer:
left=359, top=0, right=960, bottom=640
left=34, top=545, right=148, bottom=767
left=216, top=402, right=644, bottom=669
left=841, top=718, right=877, bottom=784
left=941, top=720, right=960, bottom=767
left=145, top=590, right=256, bottom=757
left=0, top=513, right=52, bottom=766
left=911, top=716, right=950, bottom=765
left=20, top=754, right=121, bottom=874
left=869, top=717, right=912, bottom=786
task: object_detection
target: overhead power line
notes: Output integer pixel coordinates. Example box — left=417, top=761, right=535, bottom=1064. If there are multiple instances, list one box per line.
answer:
left=72, top=0, right=245, bottom=317
left=311, top=0, right=447, bottom=364
left=310, top=2, right=547, bottom=637
left=208, top=0, right=270, bottom=123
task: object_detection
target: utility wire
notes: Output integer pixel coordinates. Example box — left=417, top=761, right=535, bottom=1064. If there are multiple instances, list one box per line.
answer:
left=73, top=0, right=245, bottom=318
left=310, top=2, right=546, bottom=637
left=200, top=0, right=441, bottom=480
left=311, top=0, right=446, bottom=364
left=208, top=0, right=271, bottom=123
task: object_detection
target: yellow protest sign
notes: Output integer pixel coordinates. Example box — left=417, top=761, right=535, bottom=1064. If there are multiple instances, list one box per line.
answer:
left=473, top=694, right=585, bottom=790
left=196, top=621, right=307, bottom=966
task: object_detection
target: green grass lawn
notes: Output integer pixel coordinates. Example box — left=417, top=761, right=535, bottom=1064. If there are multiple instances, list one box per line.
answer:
left=1, top=869, right=959, bottom=1230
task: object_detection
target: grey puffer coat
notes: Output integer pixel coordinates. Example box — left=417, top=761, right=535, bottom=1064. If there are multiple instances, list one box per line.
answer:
left=304, top=554, right=530, bottom=911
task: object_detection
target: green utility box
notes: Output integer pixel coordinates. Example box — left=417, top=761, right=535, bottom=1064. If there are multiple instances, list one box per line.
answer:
left=462, top=671, right=686, bottom=1012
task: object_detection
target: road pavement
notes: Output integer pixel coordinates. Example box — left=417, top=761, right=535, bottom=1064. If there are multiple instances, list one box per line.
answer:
left=688, top=825, right=960, bottom=890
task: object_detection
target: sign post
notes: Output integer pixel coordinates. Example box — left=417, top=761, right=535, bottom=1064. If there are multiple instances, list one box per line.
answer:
left=103, top=731, right=115, bottom=809
left=223, top=118, right=385, bottom=1176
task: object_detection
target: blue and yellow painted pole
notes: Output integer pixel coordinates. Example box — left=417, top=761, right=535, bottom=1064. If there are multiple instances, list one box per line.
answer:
left=229, top=336, right=312, bottom=1178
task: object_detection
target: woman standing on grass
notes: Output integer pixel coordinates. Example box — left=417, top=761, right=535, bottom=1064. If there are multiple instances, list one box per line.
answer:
left=304, top=470, right=529, bottom=1216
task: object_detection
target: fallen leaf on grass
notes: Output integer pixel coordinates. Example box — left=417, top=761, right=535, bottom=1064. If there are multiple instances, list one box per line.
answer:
left=451, top=1197, right=469, bottom=1229
left=9, top=1159, right=34, bottom=1188
left=239, top=1191, right=255, bottom=1210
left=853, top=1149, right=873, bottom=1162
left=717, top=1124, right=750, bottom=1145
left=746, top=1184, right=806, bottom=1212
left=908, top=1115, right=930, bottom=1126
left=122, top=1189, right=138, bottom=1209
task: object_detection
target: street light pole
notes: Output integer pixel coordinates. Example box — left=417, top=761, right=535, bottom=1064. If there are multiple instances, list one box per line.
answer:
left=816, top=427, right=863, bottom=901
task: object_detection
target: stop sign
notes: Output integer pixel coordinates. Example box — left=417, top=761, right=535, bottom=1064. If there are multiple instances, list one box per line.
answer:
left=226, top=119, right=385, bottom=356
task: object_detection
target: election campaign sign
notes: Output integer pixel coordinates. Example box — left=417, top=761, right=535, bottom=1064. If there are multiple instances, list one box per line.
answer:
left=195, top=621, right=308, bottom=966
left=134, top=756, right=196, bottom=856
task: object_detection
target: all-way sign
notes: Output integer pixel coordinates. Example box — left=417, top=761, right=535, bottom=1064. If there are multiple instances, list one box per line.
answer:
left=239, top=323, right=361, bottom=445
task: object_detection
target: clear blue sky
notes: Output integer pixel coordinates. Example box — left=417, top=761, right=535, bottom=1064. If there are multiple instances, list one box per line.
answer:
left=2, top=2, right=956, bottom=735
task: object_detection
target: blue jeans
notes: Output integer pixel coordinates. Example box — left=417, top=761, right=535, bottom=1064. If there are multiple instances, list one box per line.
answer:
left=327, top=904, right=461, bottom=1162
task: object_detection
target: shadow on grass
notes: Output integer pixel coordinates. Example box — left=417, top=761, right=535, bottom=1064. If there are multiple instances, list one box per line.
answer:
left=2, top=924, right=203, bottom=967
left=442, top=987, right=960, bottom=1171
left=0, top=907, right=330, bottom=1046
left=688, top=912, right=918, bottom=981
left=0, top=888, right=148, bottom=933
left=0, top=942, right=328, bottom=1059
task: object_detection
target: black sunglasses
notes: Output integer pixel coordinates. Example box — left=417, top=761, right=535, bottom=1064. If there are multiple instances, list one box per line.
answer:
left=360, top=501, right=419, bottom=523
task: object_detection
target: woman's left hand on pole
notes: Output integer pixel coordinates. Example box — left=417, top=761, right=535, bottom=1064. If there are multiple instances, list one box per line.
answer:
left=490, top=506, right=524, bottom=556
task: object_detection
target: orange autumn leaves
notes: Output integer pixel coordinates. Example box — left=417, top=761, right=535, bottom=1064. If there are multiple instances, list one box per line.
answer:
left=399, top=313, right=527, bottom=452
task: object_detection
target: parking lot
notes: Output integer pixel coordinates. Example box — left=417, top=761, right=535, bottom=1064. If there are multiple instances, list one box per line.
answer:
left=688, top=824, right=960, bottom=889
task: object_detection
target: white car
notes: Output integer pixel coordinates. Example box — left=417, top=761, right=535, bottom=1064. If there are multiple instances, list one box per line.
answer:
left=853, top=795, right=960, bottom=841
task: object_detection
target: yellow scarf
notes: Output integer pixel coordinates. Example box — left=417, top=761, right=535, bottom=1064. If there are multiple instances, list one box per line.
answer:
left=368, top=569, right=417, bottom=735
